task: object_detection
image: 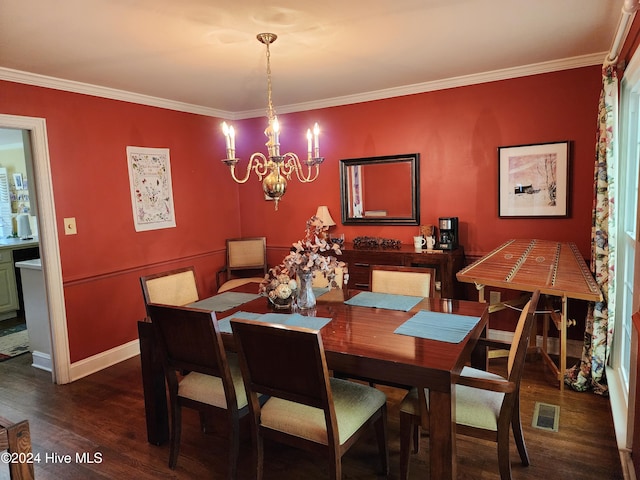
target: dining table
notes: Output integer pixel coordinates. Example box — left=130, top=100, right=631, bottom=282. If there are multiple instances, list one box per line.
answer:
left=137, top=283, right=489, bottom=480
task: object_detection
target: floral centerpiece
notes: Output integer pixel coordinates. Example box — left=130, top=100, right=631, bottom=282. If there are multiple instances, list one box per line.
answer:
left=261, top=270, right=298, bottom=309
left=260, top=215, right=348, bottom=310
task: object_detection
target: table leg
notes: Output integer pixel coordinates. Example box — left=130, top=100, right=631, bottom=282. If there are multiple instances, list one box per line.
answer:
left=559, top=295, right=567, bottom=392
left=429, top=387, right=456, bottom=480
left=477, top=284, right=486, bottom=303
left=539, top=295, right=568, bottom=391
left=137, top=321, right=169, bottom=445
left=543, top=311, right=549, bottom=354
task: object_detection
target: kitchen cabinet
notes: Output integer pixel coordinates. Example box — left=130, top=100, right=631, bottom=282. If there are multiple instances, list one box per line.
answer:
left=0, top=239, right=40, bottom=320
left=0, top=248, right=18, bottom=317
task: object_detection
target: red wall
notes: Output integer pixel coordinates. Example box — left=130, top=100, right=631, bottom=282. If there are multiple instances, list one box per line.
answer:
left=238, top=67, right=601, bottom=259
left=0, top=64, right=602, bottom=363
left=1, top=81, right=242, bottom=361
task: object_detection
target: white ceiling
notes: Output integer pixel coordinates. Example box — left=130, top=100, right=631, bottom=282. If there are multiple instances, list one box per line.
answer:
left=0, top=0, right=626, bottom=118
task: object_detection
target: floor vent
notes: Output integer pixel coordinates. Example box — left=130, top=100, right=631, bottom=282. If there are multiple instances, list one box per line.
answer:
left=532, top=402, right=559, bottom=432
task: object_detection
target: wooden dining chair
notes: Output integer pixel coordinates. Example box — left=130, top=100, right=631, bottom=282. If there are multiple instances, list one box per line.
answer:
left=0, top=416, right=34, bottom=480
left=230, top=318, right=389, bottom=480
left=312, top=265, right=345, bottom=289
left=363, top=264, right=436, bottom=389
left=398, top=290, right=541, bottom=480
left=147, top=303, right=252, bottom=478
left=139, top=266, right=200, bottom=313
left=369, top=264, right=436, bottom=298
left=217, top=237, right=268, bottom=293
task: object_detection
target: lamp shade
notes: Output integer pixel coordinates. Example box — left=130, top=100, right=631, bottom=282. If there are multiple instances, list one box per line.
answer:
left=315, top=205, right=336, bottom=227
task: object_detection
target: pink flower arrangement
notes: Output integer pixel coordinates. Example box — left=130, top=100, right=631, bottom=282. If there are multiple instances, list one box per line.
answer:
left=260, top=215, right=348, bottom=297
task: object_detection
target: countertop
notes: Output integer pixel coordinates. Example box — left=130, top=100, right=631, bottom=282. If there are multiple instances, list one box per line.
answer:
left=0, top=237, right=39, bottom=250
left=15, top=258, right=42, bottom=270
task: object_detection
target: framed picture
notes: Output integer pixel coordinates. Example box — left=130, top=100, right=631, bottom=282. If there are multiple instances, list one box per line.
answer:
left=126, top=146, right=176, bottom=232
left=12, top=173, right=23, bottom=190
left=498, top=141, right=570, bottom=218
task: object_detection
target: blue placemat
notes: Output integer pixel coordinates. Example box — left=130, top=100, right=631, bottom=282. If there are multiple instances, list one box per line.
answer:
left=394, top=310, right=481, bottom=343
left=218, top=311, right=332, bottom=334
left=188, top=292, right=261, bottom=312
left=344, top=291, right=422, bottom=312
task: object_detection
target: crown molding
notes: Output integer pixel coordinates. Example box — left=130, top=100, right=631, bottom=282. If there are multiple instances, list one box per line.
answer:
left=253, top=52, right=606, bottom=117
left=1, top=52, right=605, bottom=121
left=0, top=67, right=231, bottom=119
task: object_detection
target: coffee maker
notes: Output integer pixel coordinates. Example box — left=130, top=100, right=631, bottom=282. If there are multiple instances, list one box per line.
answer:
left=438, top=217, right=459, bottom=250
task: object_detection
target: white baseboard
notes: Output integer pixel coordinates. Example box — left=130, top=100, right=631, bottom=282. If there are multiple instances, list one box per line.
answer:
left=31, top=350, right=52, bottom=372
left=69, top=339, right=140, bottom=382
left=606, top=364, right=636, bottom=480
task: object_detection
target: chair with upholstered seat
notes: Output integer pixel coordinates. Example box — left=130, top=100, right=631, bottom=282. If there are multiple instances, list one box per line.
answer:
left=398, top=290, right=541, bottom=480
left=230, top=317, right=389, bottom=480
left=363, top=264, right=436, bottom=388
left=140, top=266, right=200, bottom=313
left=312, top=265, right=345, bottom=289
left=147, top=303, right=253, bottom=478
left=217, top=237, right=268, bottom=293
left=311, top=266, right=347, bottom=302
left=370, top=264, right=436, bottom=298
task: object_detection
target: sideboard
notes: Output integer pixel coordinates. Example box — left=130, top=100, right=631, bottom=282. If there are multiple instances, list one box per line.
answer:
left=338, top=244, right=465, bottom=299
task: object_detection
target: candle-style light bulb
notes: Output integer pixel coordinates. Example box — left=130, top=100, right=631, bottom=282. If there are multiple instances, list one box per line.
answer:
left=229, top=125, right=235, bottom=157
left=307, top=129, right=313, bottom=159
left=222, top=122, right=231, bottom=158
left=222, top=122, right=230, bottom=145
left=313, top=123, right=320, bottom=158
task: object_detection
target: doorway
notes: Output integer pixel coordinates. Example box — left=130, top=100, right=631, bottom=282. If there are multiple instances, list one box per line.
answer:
left=0, top=114, right=70, bottom=384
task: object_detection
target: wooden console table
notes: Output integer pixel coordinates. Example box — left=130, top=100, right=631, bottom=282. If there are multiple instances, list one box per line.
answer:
left=339, top=244, right=465, bottom=299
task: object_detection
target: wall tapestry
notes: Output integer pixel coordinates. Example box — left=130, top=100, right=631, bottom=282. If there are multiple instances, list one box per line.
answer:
left=126, top=146, right=176, bottom=232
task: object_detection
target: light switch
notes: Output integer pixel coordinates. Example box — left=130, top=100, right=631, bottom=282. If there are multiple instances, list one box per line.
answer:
left=64, top=217, right=77, bottom=235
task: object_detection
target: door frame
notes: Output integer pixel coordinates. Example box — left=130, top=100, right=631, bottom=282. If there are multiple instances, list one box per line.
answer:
left=0, top=113, right=70, bottom=384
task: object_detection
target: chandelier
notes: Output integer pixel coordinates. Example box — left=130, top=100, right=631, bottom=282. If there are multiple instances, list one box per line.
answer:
left=221, top=33, right=324, bottom=210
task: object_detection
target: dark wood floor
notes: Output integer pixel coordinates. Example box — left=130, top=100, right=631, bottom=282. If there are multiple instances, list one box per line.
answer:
left=0, top=352, right=625, bottom=479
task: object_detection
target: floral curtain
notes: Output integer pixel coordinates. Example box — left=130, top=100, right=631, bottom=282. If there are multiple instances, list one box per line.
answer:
left=564, top=66, right=617, bottom=395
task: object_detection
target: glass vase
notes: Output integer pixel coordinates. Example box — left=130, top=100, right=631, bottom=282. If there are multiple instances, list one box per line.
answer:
left=268, top=294, right=293, bottom=310
left=296, top=270, right=316, bottom=310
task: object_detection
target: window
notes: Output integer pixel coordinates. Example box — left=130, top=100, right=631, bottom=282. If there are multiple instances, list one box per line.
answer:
left=615, top=59, right=640, bottom=449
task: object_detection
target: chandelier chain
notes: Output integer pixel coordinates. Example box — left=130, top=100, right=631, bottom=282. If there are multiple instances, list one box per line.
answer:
left=265, top=40, right=275, bottom=120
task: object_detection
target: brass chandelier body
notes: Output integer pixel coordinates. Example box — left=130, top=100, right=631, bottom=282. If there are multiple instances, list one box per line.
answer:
left=221, top=33, right=324, bottom=210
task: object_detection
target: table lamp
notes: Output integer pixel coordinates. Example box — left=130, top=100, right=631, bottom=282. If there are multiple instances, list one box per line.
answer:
left=315, top=205, right=336, bottom=228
